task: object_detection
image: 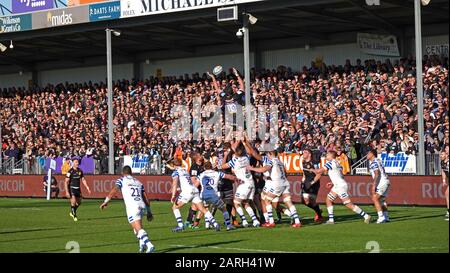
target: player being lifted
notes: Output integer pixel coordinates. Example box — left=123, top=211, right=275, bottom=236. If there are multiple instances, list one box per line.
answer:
left=64, top=158, right=91, bottom=221
left=221, top=141, right=260, bottom=228
left=196, top=161, right=237, bottom=230
left=171, top=158, right=220, bottom=232
left=301, top=149, right=323, bottom=222
left=243, top=139, right=302, bottom=228
left=305, top=151, right=371, bottom=224
left=100, top=166, right=155, bottom=253
left=366, top=149, right=391, bottom=223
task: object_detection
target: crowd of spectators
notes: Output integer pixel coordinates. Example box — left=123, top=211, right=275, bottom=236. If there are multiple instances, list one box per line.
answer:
left=0, top=54, right=448, bottom=173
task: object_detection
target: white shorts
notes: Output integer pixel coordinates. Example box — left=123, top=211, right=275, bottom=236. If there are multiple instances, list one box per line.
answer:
left=177, top=191, right=202, bottom=204
left=331, top=184, right=350, bottom=200
left=235, top=183, right=255, bottom=200
left=263, top=180, right=290, bottom=196
left=302, top=192, right=317, bottom=200
left=375, top=181, right=390, bottom=197
left=127, top=207, right=145, bottom=223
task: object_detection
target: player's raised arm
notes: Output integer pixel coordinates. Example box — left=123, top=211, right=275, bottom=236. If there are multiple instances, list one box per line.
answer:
left=246, top=164, right=271, bottom=174
left=207, top=71, right=221, bottom=95
left=233, top=68, right=245, bottom=92
left=242, top=137, right=263, bottom=161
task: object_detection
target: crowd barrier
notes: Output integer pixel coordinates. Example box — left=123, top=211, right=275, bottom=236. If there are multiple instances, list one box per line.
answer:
left=0, top=175, right=446, bottom=206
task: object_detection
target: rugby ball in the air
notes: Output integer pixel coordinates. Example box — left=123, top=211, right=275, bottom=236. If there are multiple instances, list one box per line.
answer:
left=213, top=65, right=223, bottom=76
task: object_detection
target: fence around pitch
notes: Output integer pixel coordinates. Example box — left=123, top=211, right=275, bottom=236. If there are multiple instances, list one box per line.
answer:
left=0, top=175, right=446, bottom=206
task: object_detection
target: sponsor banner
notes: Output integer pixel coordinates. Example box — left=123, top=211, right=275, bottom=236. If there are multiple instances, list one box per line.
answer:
left=0, top=13, right=32, bottom=33
left=69, top=0, right=110, bottom=5
left=378, top=152, right=416, bottom=174
left=43, top=156, right=95, bottom=174
left=0, top=175, right=446, bottom=206
left=425, top=43, right=449, bottom=57
left=13, top=0, right=53, bottom=14
left=123, top=155, right=150, bottom=174
left=0, top=1, right=13, bottom=16
left=357, top=32, right=400, bottom=57
left=31, top=5, right=89, bottom=29
left=89, top=0, right=120, bottom=21
left=120, top=0, right=265, bottom=18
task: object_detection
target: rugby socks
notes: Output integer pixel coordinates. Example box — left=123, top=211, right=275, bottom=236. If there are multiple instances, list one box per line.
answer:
left=137, top=229, right=154, bottom=250
left=283, top=208, right=292, bottom=217
left=289, top=206, right=301, bottom=224
left=245, top=206, right=258, bottom=223
left=236, top=206, right=247, bottom=222
left=194, top=217, right=201, bottom=226
left=352, top=205, right=369, bottom=219
left=265, top=205, right=275, bottom=224
left=223, top=211, right=231, bottom=227
left=186, top=208, right=196, bottom=224
left=377, top=211, right=384, bottom=218
left=205, top=211, right=218, bottom=228
left=308, top=204, right=322, bottom=216
left=327, top=206, right=334, bottom=221
left=70, top=206, right=77, bottom=217
left=263, top=212, right=269, bottom=223
left=173, top=208, right=184, bottom=228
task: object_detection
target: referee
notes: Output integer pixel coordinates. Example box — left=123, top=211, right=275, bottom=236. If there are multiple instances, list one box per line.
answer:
left=64, top=158, right=91, bottom=222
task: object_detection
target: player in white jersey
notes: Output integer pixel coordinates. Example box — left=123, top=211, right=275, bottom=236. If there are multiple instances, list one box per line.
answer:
left=100, top=166, right=155, bottom=253
left=221, top=141, right=260, bottom=228
left=170, top=158, right=220, bottom=232
left=196, top=161, right=237, bottom=231
left=306, top=151, right=371, bottom=224
left=367, top=149, right=391, bottom=223
left=243, top=139, right=301, bottom=228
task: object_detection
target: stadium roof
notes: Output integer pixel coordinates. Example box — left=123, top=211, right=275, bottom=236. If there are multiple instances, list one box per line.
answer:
left=0, top=0, right=448, bottom=75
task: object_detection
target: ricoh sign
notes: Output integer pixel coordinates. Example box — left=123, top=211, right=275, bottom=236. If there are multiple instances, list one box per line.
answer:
left=31, top=5, right=89, bottom=30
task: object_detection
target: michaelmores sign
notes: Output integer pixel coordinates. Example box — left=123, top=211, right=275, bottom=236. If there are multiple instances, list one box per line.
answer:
left=31, top=5, right=89, bottom=30
left=0, top=175, right=445, bottom=206
left=120, top=0, right=265, bottom=18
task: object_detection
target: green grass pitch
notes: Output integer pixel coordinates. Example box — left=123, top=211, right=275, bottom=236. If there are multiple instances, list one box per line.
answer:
left=0, top=198, right=448, bottom=253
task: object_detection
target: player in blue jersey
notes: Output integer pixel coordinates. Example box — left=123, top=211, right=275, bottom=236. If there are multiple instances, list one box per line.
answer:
left=170, top=158, right=220, bottom=232
left=196, top=161, right=237, bottom=231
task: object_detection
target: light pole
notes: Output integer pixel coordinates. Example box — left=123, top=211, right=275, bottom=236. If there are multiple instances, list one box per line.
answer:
left=414, top=0, right=427, bottom=175
left=242, top=13, right=257, bottom=140
left=105, top=28, right=121, bottom=174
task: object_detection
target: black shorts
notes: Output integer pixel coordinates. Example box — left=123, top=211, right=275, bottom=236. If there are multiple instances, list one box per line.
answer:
left=69, top=188, right=82, bottom=198
left=302, top=181, right=320, bottom=196
left=220, top=190, right=234, bottom=205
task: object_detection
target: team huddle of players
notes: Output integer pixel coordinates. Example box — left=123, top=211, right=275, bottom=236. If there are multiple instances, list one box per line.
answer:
left=64, top=137, right=392, bottom=253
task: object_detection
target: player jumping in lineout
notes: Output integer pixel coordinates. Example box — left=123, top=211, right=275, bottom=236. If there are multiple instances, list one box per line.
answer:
left=100, top=166, right=155, bottom=253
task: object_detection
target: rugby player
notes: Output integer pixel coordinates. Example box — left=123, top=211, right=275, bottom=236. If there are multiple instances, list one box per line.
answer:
left=197, top=161, right=237, bottom=230
left=367, top=149, right=391, bottom=223
left=100, top=166, right=155, bottom=253
left=301, top=149, right=323, bottom=222
left=64, top=158, right=91, bottom=221
left=171, top=158, right=220, bottom=232
left=441, top=150, right=449, bottom=221
left=306, top=151, right=371, bottom=224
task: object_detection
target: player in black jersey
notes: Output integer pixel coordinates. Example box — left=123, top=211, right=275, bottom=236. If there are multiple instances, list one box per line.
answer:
left=440, top=150, right=449, bottom=221
left=64, top=158, right=91, bottom=221
left=217, top=142, right=238, bottom=226
left=301, top=149, right=323, bottom=222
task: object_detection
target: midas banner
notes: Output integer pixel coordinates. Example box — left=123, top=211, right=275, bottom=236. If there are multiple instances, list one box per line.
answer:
left=32, top=5, right=89, bottom=29
left=89, top=0, right=120, bottom=21
left=378, top=152, right=416, bottom=174
left=120, top=0, right=265, bottom=18
left=357, top=32, right=400, bottom=57
left=0, top=175, right=446, bottom=205
left=0, top=13, right=32, bottom=33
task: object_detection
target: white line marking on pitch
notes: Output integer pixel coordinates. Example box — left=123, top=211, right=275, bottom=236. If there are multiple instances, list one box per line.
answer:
left=8, top=208, right=43, bottom=211
left=170, top=244, right=447, bottom=253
